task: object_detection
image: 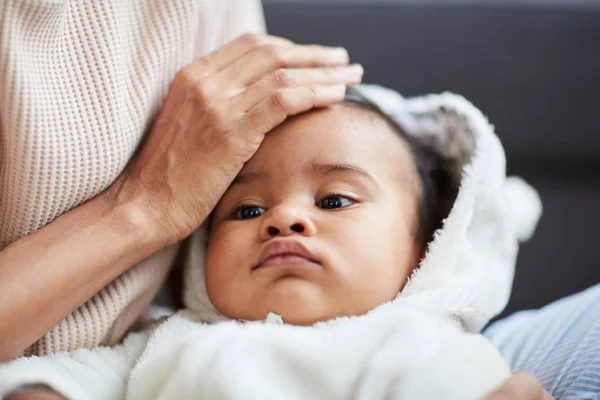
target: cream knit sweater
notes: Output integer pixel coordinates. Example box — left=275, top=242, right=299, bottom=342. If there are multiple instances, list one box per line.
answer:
left=0, top=0, right=265, bottom=356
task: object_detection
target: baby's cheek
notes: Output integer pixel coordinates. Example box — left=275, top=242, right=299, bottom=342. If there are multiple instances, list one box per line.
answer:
left=203, top=250, right=222, bottom=304
left=337, top=223, right=394, bottom=287
left=205, top=225, right=260, bottom=317
left=204, top=232, right=235, bottom=302
left=366, top=214, right=416, bottom=290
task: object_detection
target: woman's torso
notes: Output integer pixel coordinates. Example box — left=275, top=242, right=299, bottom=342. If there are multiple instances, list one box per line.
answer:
left=0, top=0, right=264, bottom=355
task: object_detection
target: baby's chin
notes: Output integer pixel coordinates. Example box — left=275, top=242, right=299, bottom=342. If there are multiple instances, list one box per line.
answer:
left=213, top=277, right=366, bottom=326
left=229, top=306, right=348, bottom=326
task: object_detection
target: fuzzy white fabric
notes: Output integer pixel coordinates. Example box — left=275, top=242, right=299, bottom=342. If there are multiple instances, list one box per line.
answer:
left=0, top=87, right=542, bottom=399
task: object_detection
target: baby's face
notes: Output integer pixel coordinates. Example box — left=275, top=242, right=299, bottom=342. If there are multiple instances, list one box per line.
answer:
left=205, top=105, right=421, bottom=325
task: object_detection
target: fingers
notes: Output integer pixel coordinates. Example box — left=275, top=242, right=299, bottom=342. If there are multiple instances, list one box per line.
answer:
left=230, top=64, right=363, bottom=111
left=161, top=33, right=353, bottom=122
left=208, top=34, right=294, bottom=75
left=177, top=33, right=293, bottom=84
left=486, top=373, right=553, bottom=400
left=160, top=34, right=293, bottom=119
left=241, top=84, right=347, bottom=137
left=218, top=44, right=350, bottom=89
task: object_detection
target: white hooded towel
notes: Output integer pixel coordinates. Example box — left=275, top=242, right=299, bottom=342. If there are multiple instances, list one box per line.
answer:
left=0, top=86, right=542, bottom=400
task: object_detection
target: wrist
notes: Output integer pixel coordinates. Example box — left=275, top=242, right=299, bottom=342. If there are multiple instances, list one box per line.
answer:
left=100, top=177, right=169, bottom=251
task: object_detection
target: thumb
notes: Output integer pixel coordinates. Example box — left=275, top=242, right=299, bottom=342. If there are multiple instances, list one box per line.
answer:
left=486, top=372, right=553, bottom=400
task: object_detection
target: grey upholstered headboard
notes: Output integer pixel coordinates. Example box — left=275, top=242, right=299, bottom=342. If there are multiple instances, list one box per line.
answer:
left=263, top=0, right=600, bottom=318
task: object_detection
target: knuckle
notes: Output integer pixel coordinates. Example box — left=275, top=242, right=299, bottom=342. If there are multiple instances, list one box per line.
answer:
left=270, top=90, right=291, bottom=111
left=239, top=32, right=263, bottom=47
left=216, top=120, right=245, bottom=153
left=262, top=45, right=286, bottom=68
left=203, top=105, right=226, bottom=125
left=272, top=69, right=294, bottom=87
left=307, top=86, right=319, bottom=102
left=191, top=80, right=214, bottom=105
left=175, top=66, right=196, bottom=85
left=207, top=111, right=240, bottom=149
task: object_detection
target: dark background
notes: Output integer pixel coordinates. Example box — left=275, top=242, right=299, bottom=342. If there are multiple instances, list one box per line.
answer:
left=263, top=0, right=600, bottom=318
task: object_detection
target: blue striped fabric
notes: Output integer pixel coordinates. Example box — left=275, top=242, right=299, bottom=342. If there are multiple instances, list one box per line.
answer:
left=484, top=284, right=600, bottom=400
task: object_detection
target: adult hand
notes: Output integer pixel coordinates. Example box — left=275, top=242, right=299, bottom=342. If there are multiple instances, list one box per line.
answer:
left=5, top=392, right=65, bottom=400
left=4, top=384, right=67, bottom=400
left=486, top=372, right=554, bottom=400
left=110, top=33, right=363, bottom=246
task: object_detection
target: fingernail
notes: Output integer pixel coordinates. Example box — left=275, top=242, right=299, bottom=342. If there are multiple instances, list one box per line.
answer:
left=329, top=47, right=349, bottom=63
left=347, top=63, right=364, bottom=76
left=338, top=64, right=363, bottom=84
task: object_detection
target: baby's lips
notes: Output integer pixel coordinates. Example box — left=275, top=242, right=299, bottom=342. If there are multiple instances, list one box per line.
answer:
left=254, top=239, right=319, bottom=269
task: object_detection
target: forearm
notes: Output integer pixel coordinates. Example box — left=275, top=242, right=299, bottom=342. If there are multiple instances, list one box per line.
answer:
left=0, top=191, right=164, bottom=361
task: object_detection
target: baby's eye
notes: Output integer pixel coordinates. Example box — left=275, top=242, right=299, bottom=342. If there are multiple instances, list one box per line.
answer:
left=318, top=195, right=355, bottom=210
left=235, top=205, right=266, bottom=220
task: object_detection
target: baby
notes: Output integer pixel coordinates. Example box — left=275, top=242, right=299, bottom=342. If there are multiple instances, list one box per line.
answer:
left=203, top=88, right=449, bottom=325
left=0, top=85, right=542, bottom=400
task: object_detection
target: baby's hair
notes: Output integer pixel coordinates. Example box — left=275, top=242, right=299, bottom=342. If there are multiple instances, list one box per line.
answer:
left=342, top=88, right=467, bottom=250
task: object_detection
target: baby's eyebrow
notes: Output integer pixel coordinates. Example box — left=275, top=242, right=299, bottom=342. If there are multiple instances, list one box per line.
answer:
left=231, top=170, right=267, bottom=186
left=230, top=163, right=378, bottom=187
left=306, top=163, right=378, bottom=186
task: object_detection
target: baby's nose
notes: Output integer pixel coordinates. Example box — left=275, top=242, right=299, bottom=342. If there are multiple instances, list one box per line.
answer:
left=266, top=222, right=305, bottom=237
left=260, top=208, right=316, bottom=239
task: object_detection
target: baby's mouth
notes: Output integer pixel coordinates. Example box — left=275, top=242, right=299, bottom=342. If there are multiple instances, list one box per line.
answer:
left=259, top=253, right=317, bottom=268
left=253, top=239, right=320, bottom=270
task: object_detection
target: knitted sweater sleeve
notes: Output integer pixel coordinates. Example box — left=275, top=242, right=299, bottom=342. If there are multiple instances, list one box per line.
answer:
left=206, top=0, right=266, bottom=52
left=0, top=0, right=266, bottom=358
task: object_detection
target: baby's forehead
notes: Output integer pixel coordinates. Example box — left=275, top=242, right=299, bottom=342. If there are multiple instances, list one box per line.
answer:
left=261, top=105, right=411, bottom=163
left=237, top=105, right=418, bottom=191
